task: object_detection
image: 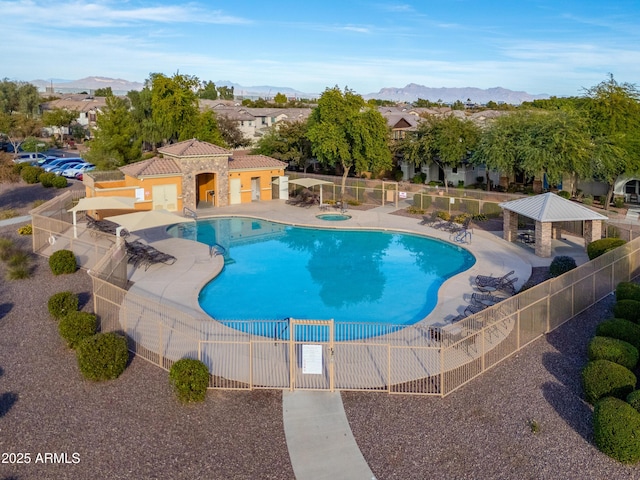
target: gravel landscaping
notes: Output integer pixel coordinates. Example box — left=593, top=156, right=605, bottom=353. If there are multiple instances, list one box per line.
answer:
left=2, top=181, right=640, bottom=479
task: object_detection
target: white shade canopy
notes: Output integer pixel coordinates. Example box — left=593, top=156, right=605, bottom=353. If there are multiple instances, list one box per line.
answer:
left=68, top=196, right=136, bottom=213
left=105, top=209, right=194, bottom=232
left=288, top=178, right=333, bottom=188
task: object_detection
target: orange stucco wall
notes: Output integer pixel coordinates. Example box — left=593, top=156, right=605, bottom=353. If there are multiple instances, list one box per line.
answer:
left=229, top=168, right=284, bottom=203
left=86, top=175, right=184, bottom=212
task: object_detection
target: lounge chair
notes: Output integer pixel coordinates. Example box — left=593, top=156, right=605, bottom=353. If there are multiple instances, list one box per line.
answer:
left=420, top=211, right=441, bottom=227
left=463, top=302, right=488, bottom=317
left=470, top=292, right=506, bottom=306
left=125, top=240, right=176, bottom=271
left=476, top=276, right=518, bottom=295
left=475, top=270, right=515, bottom=289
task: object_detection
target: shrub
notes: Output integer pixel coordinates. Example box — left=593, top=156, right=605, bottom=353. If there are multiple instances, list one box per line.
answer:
left=17, top=224, right=32, bottom=235
left=596, top=319, right=640, bottom=350
left=406, top=206, right=424, bottom=215
left=39, top=172, right=56, bottom=188
left=614, top=197, right=625, bottom=209
left=6, top=264, right=31, bottom=280
left=436, top=211, right=450, bottom=221
left=557, top=190, right=571, bottom=199
left=583, top=194, right=594, bottom=206
left=76, top=332, right=128, bottom=381
left=58, top=311, right=98, bottom=349
left=7, top=251, right=30, bottom=268
left=0, top=237, right=15, bottom=261
left=614, top=300, right=640, bottom=324
left=587, top=336, right=639, bottom=370
left=32, top=199, right=46, bottom=208
left=582, top=359, right=636, bottom=405
left=20, top=165, right=43, bottom=184
left=627, top=390, right=640, bottom=414
left=393, top=170, right=404, bottom=182
left=169, top=358, right=210, bottom=403
left=52, top=175, right=67, bottom=188
left=616, top=282, right=640, bottom=303
left=48, top=291, right=79, bottom=320
left=49, top=249, right=77, bottom=275
left=0, top=209, right=18, bottom=219
left=549, top=255, right=577, bottom=277
left=587, top=238, right=626, bottom=260
left=594, top=397, right=640, bottom=464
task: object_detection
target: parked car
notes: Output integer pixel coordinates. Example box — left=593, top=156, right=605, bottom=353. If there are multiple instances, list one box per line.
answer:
left=50, top=161, right=85, bottom=175
left=13, top=152, right=58, bottom=164
left=61, top=163, right=95, bottom=178
left=42, top=157, right=85, bottom=172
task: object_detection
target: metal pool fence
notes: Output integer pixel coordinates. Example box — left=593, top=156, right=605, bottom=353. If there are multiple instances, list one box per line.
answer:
left=32, top=191, right=640, bottom=396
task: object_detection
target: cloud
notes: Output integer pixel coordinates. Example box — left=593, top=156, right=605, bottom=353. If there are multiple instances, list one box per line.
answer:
left=0, top=0, right=251, bottom=27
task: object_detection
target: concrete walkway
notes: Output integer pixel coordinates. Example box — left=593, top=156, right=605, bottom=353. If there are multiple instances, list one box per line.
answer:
left=283, top=391, right=376, bottom=480
left=0, top=214, right=31, bottom=227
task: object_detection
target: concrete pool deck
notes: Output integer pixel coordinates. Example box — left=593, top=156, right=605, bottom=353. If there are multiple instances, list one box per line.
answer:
left=128, top=200, right=588, bottom=326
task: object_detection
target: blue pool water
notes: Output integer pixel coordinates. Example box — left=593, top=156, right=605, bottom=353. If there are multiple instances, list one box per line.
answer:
left=167, top=217, right=475, bottom=339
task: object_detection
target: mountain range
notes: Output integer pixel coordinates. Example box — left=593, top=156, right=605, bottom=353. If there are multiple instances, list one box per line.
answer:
left=29, top=77, right=550, bottom=104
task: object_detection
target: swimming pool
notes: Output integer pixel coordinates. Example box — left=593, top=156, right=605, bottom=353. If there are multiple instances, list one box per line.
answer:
left=168, top=217, right=475, bottom=339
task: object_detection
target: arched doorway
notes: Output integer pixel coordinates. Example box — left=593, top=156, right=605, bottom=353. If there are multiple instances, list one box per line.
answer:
left=196, top=173, right=216, bottom=208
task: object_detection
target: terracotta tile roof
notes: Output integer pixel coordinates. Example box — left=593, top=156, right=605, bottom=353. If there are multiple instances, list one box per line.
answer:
left=229, top=155, right=287, bottom=170
left=158, top=139, right=231, bottom=157
left=119, top=157, right=181, bottom=177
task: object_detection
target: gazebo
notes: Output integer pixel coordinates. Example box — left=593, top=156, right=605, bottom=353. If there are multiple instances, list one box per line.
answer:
left=499, top=192, right=608, bottom=258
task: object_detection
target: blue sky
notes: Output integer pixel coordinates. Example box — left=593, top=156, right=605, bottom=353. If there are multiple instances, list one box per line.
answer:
left=2, top=0, right=639, bottom=96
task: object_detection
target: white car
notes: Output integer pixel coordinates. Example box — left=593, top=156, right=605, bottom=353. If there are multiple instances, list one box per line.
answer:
left=61, top=163, right=95, bottom=178
left=13, top=152, right=57, bottom=164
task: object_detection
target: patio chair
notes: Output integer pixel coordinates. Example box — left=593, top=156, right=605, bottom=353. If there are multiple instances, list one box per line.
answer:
left=475, top=270, right=515, bottom=289
left=463, top=302, right=488, bottom=317
left=469, top=292, right=506, bottom=307
left=420, top=211, right=441, bottom=227
left=477, top=276, right=518, bottom=296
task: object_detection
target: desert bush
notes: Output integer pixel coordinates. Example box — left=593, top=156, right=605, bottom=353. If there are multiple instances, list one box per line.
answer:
left=596, top=319, right=640, bottom=350
left=587, top=238, right=626, bottom=260
left=76, top=332, right=128, bottom=381
left=436, top=211, right=450, bottom=221
left=614, top=197, right=625, bottom=209
left=49, top=249, right=77, bottom=275
left=48, top=291, right=79, bottom=320
left=549, top=255, right=577, bottom=277
left=587, top=336, right=639, bottom=370
left=406, top=206, right=424, bottom=215
left=616, top=282, right=640, bottom=303
left=20, top=165, right=43, bottom=184
left=17, top=224, right=32, bottom=235
left=0, top=209, right=18, bottom=220
left=39, top=172, right=56, bottom=188
left=594, top=397, right=640, bottom=464
left=582, top=359, right=636, bottom=405
left=169, top=358, right=210, bottom=403
left=583, top=194, right=594, bottom=206
left=58, top=311, right=98, bottom=349
left=0, top=237, right=15, bottom=261
left=557, top=190, right=571, bottom=199
left=613, top=300, right=640, bottom=323
left=6, top=264, right=31, bottom=280
left=32, top=199, right=46, bottom=208
left=52, top=175, right=67, bottom=188
left=627, top=390, right=640, bottom=414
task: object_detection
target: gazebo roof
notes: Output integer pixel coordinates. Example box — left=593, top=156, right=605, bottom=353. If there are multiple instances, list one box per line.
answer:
left=499, top=192, right=608, bottom=222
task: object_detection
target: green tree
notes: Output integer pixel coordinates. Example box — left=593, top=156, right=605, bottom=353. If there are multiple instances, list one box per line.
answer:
left=400, top=114, right=480, bottom=191
left=583, top=74, right=640, bottom=208
left=150, top=72, right=200, bottom=143
left=197, top=81, right=218, bottom=100
left=217, top=85, right=234, bottom=100
left=472, top=109, right=593, bottom=189
left=85, top=95, right=140, bottom=169
left=0, top=79, right=39, bottom=116
left=252, top=120, right=312, bottom=170
left=273, top=92, right=287, bottom=105
left=217, top=114, right=251, bottom=148
left=306, top=86, right=392, bottom=198
left=94, top=87, right=113, bottom=97
left=128, top=87, right=162, bottom=151
left=42, top=108, right=78, bottom=144
left=0, top=112, right=42, bottom=153
left=193, top=110, right=226, bottom=146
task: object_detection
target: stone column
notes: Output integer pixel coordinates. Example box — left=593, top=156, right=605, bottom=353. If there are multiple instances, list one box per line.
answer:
left=535, top=220, right=552, bottom=257
left=584, top=220, right=603, bottom=246
left=503, top=209, right=518, bottom=242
